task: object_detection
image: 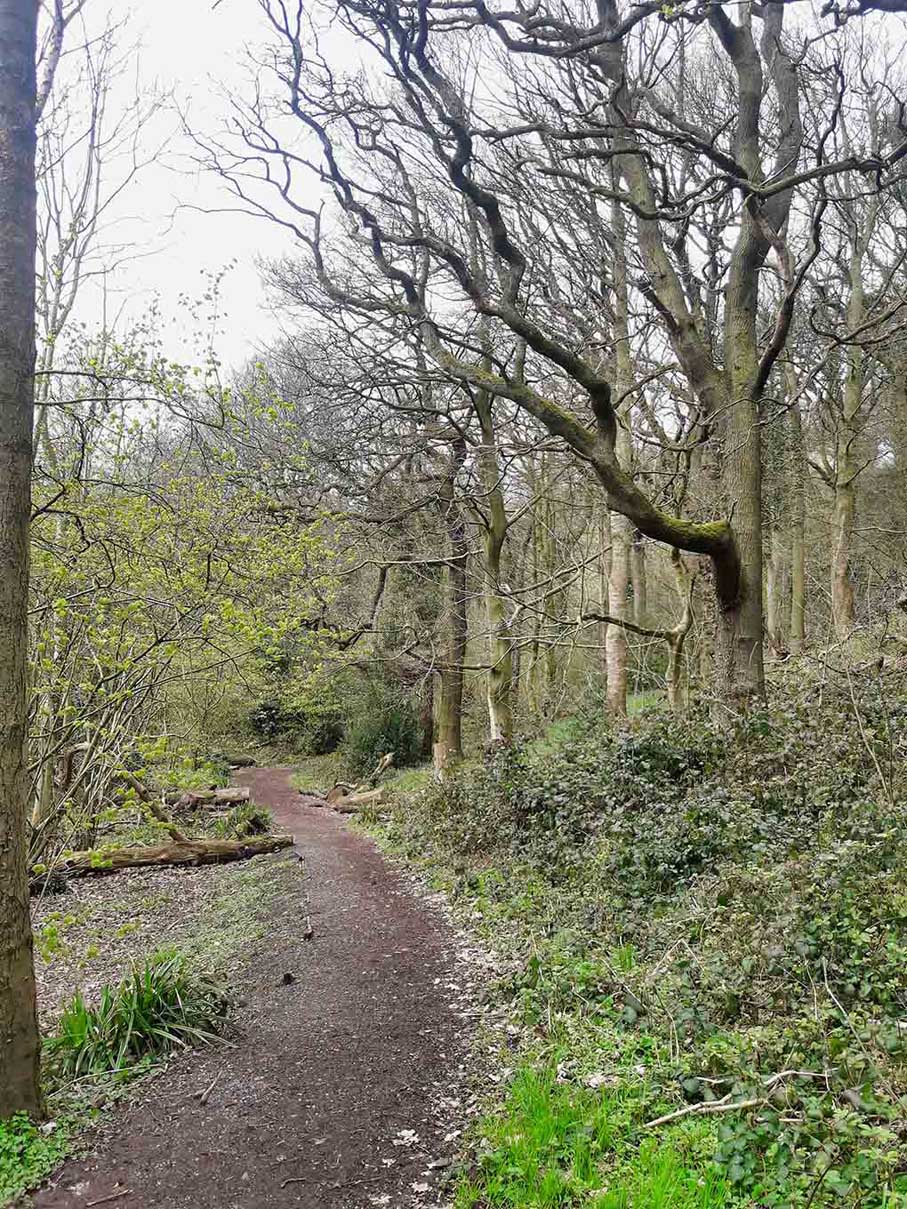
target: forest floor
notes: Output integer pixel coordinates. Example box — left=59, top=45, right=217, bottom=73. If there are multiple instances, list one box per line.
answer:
left=29, top=767, right=480, bottom=1209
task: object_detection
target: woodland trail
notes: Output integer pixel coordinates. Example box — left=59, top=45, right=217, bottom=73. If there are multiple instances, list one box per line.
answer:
left=32, top=767, right=467, bottom=1209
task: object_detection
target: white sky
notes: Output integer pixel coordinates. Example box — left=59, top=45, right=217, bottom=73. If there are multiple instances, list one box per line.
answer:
left=75, top=0, right=297, bottom=369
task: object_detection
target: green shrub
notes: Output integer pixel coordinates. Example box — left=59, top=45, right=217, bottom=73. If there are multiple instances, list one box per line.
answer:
left=248, top=698, right=344, bottom=754
left=248, top=699, right=286, bottom=740
left=47, top=951, right=229, bottom=1079
left=0, top=1114, right=68, bottom=1205
left=341, top=683, right=423, bottom=777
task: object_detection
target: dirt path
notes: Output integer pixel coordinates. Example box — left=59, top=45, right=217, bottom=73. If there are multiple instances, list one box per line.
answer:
left=32, top=767, right=469, bottom=1209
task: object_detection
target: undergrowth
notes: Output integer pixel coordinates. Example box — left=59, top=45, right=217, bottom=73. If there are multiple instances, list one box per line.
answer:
left=46, top=950, right=229, bottom=1080
left=0, top=1114, right=68, bottom=1206
left=376, top=669, right=907, bottom=1207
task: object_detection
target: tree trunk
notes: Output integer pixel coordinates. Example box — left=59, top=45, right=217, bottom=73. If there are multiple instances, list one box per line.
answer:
left=0, top=0, right=43, bottom=1117
left=717, top=234, right=766, bottom=704
left=631, top=535, right=647, bottom=628
left=666, top=636, right=685, bottom=712
left=788, top=374, right=807, bottom=654
left=831, top=477, right=856, bottom=639
left=434, top=445, right=468, bottom=772
left=666, top=550, right=695, bottom=712
left=474, top=387, right=514, bottom=744
left=605, top=191, right=633, bottom=716
left=766, top=530, right=788, bottom=654
left=418, top=677, right=434, bottom=761
left=716, top=439, right=764, bottom=704
left=831, top=256, right=864, bottom=640
left=606, top=513, right=631, bottom=714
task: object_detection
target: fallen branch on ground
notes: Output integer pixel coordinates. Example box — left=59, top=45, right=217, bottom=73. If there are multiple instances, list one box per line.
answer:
left=61, top=834, right=292, bottom=876
left=323, top=752, right=393, bottom=811
left=330, top=789, right=385, bottom=813
left=114, top=770, right=187, bottom=842
left=644, top=1095, right=763, bottom=1129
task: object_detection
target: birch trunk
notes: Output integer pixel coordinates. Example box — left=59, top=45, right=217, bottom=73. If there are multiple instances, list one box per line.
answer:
left=788, top=375, right=807, bottom=654
left=434, top=448, right=468, bottom=772
left=474, top=389, right=514, bottom=743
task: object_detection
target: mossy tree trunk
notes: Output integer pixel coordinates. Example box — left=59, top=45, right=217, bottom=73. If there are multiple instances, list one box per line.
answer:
left=0, top=0, right=43, bottom=1117
left=434, top=442, right=468, bottom=772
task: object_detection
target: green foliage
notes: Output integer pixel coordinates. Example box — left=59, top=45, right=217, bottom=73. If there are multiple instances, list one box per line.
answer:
left=210, top=803, right=272, bottom=839
left=29, top=357, right=339, bottom=866
left=455, top=1066, right=735, bottom=1208
left=153, top=752, right=231, bottom=792
left=248, top=698, right=344, bottom=754
left=47, top=951, right=229, bottom=1080
left=0, top=1114, right=68, bottom=1206
left=340, top=681, right=424, bottom=777
left=379, top=679, right=907, bottom=1206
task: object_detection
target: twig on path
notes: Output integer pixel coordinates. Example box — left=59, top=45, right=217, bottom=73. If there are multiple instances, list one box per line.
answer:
left=280, top=1176, right=309, bottom=1188
left=198, top=1073, right=220, bottom=1106
left=86, top=1191, right=131, bottom=1207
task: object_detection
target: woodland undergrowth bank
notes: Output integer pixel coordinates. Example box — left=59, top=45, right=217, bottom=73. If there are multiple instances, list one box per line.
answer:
left=379, top=673, right=907, bottom=1207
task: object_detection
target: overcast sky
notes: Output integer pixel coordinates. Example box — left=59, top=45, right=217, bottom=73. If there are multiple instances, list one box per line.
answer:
left=74, top=0, right=298, bottom=369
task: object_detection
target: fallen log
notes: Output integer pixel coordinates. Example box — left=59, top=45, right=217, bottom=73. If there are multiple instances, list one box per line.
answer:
left=365, top=751, right=394, bottom=785
left=323, top=751, right=395, bottom=808
left=165, top=787, right=251, bottom=809
left=164, top=788, right=215, bottom=806
left=325, top=783, right=355, bottom=805
left=213, top=787, right=251, bottom=805
left=298, top=792, right=328, bottom=809
left=330, top=789, right=385, bottom=814
left=61, top=834, right=293, bottom=877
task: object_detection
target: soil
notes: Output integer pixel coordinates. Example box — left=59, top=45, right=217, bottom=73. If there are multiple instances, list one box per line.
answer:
left=31, top=767, right=471, bottom=1209
left=32, top=861, right=258, bottom=1026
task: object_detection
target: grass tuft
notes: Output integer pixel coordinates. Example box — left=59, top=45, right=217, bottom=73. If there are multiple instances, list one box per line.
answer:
left=47, top=950, right=229, bottom=1080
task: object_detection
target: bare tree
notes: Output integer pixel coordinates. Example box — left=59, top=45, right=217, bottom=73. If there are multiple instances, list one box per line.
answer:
left=204, top=0, right=906, bottom=708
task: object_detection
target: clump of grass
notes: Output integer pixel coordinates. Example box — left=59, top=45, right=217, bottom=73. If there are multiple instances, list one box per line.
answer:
left=594, top=1140, right=736, bottom=1208
left=455, top=1066, right=735, bottom=1208
left=47, top=950, right=229, bottom=1080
